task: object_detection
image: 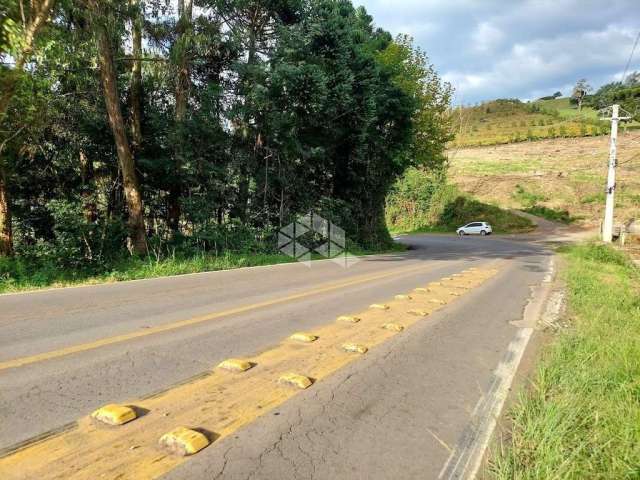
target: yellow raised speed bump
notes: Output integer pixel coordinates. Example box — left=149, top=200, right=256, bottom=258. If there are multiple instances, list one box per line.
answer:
left=217, top=358, right=253, bottom=372
left=407, top=309, right=429, bottom=317
left=278, top=373, right=313, bottom=389
left=394, top=294, right=412, bottom=300
left=382, top=323, right=404, bottom=332
left=289, top=332, right=318, bottom=343
left=159, top=427, right=210, bottom=456
left=341, top=343, right=368, bottom=354
left=337, top=315, right=361, bottom=323
left=369, top=303, right=390, bottom=310
left=91, top=404, right=137, bottom=426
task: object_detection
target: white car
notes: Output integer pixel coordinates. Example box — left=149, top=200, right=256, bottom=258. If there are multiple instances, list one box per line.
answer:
left=456, top=221, right=492, bottom=236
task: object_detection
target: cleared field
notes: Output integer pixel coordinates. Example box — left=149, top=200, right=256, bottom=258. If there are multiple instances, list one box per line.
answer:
left=449, top=134, right=640, bottom=227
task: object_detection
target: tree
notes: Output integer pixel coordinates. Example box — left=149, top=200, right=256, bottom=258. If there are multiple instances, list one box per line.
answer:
left=0, top=0, right=56, bottom=256
left=571, top=79, right=591, bottom=111
left=86, top=0, right=147, bottom=254
left=129, top=0, right=144, bottom=150
left=0, top=0, right=453, bottom=273
left=167, top=0, right=193, bottom=232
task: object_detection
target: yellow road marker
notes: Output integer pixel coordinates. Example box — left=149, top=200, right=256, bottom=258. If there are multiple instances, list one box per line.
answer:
left=449, top=291, right=462, bottom=296
left=278, top=373, right=313, bottom=389
left=0, top=262, right=437, bottom=372
left=382, top=323, right=404, bottom=332
left=337, top=315, right=361, bottom=323
left=91, top=404, right=137, bottom=426
left=289, top=332, right=318, bottom=343
left=413, top=287, right=429, bottom=293
left=429, top=299, right=446, bottom=305
left=341, top=343, right=368, bottom=354
left=159, top=427, right=210, bottom=456
left=217, top=358, right=253, bottom=372
left=0, top=265, right=501, bottom=480
left=369, top=303, right=390, bottom=310
left=407, top=309, right=429, bottom=317
left=394, top=294, right=412, bottom=300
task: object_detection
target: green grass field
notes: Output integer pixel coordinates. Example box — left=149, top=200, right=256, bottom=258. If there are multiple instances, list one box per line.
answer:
left=489, top=243, right=640, bottom=479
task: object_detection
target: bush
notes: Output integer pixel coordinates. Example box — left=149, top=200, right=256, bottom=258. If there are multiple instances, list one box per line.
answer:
left=523, top=205, right=574, bottom=224
left=438, top=196, right=533, bottom=233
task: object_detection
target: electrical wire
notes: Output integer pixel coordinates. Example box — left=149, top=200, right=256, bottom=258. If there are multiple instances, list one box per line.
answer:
left=622, top=30, right=640, bottom=84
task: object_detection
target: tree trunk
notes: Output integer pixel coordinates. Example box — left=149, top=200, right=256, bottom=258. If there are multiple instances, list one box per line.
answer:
left=168, top=0, right=192, bottom=233
left=0, top=0, right=56, bottom=121
left=88, top=0, right=147, bottom=254
left=129, top=0, right=143, bottom=150
left=79, top=150, right=97, bottom=223
left=0, top=165, right=12, bottom=256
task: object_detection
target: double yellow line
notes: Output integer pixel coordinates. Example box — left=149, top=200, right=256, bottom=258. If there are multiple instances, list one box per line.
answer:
left=0, top=262, right=445, bottom=372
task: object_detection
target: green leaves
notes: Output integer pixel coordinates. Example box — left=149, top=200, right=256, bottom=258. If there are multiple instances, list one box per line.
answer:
left=2, top=0, right=451, bottom=261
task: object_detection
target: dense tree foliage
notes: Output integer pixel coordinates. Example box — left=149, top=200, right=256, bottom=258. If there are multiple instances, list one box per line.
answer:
left=586, top=73, right=640, bottom=119
left=0, top=0, right=451, bottom=270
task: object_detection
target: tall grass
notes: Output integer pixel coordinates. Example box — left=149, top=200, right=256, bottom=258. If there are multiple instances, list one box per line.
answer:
left=490, top=243, right=640, bottom=479
left=0, top=252, right=294, bottom=294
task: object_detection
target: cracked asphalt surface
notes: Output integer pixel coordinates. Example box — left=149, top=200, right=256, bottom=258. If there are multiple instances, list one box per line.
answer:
left=0, top=234, right=551, bottom=479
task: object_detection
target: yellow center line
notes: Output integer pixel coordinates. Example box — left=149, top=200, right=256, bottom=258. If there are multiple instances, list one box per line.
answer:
left=0, top=261, right=458, bottom=372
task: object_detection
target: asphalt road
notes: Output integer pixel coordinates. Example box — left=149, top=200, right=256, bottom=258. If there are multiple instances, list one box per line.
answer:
left=0, top=234, right=553, bottom=479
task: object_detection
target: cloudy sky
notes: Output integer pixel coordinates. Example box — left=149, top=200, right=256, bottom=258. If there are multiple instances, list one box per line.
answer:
left=354, top=0, right=640, bottom=104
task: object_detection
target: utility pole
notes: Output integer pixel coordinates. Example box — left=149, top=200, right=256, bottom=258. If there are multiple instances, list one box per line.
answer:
left=601, top=104, right=631, bottom=242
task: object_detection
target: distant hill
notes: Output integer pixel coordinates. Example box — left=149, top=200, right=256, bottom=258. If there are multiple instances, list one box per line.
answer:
left=450, top=97, right=623, bottom=148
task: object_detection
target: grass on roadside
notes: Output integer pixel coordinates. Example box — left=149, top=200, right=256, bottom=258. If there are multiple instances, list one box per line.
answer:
left=0, top=252, right=294, bottom=294
left=0, top=241, right=407, bottom=294
left=490, top=243, right=640, bottom=479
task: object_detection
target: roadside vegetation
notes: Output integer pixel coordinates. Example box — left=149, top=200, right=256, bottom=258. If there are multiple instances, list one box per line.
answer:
left=385, top=167, right=533, bottom=234
left=0, top=2, right=451, bottom=292
left=490, top=243, right=640, bottom=479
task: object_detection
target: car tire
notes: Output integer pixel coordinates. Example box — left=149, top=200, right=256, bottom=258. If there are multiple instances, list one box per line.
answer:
left=480, top=230, right=487, bottom=236
left=458, top=231, right=464, bottom=237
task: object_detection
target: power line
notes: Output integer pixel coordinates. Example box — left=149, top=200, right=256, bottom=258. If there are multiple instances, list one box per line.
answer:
left=622, top=30, right=640, bottom=84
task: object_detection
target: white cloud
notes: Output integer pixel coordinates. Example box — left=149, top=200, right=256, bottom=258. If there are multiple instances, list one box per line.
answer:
left=444, top=23, right=638, bottom=103
left=354, top=0, right=640, bottom=103
left=472, top=22, right=504, bottom=52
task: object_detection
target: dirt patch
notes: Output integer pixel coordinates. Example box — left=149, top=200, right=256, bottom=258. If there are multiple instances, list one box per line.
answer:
left=449, top=136, right=640, bottom=229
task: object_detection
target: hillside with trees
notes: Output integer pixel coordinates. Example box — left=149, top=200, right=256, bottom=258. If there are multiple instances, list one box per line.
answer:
left=450, top=97, right=611, bottom=148
left=0, top=0, right=452, bottom=290
left=451, top=75, right=640, bottom=148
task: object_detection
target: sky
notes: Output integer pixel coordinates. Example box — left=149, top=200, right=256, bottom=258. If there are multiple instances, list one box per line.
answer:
left=353, top=0, right=640, bottom=104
